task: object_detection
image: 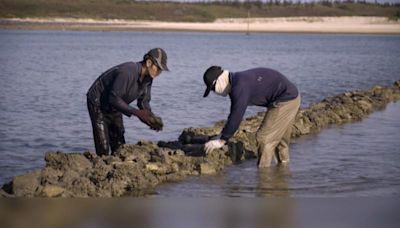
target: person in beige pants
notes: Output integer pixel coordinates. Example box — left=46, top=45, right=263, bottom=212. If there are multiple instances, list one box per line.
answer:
left=202, top=66, right=300, bottom=168
left=256, top=95, right=301, bottom=167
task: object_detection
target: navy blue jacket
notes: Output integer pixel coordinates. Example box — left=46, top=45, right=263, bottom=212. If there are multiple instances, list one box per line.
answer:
left=221, top=67, right=298, bottom=141
left=87, top=62, right=152, bottom=117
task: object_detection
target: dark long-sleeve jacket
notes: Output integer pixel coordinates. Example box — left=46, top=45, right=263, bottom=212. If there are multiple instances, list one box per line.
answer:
left=220, top=67, right=299, bottom=141
left=87, top=62, right=152, bottom=117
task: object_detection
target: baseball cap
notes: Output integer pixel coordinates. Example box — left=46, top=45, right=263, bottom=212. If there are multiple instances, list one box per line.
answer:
left=147, top=48, right=169, bottom=71
left=203, top=66, right=223, bottom=97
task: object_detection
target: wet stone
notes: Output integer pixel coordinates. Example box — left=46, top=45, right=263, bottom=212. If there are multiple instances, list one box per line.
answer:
left=12, top=170, right=41, bottom=197
left=199, top=163, right=217, bottom=175
left=116, top=144, right=153, bottom=162
left=146, top=162, right=169, bottom=175
left=157, top=148, right=185, bottom=157
left=40, top=185, right=65, bottom=197
left=40, top=167, right=63, bottom=185
left=45, top=152, right=92, bottom=173
left=103, top=156, right=122, bottom=165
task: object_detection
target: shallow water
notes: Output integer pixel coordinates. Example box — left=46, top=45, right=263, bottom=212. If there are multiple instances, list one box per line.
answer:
left=155, top=102, right=400, bottom=197
left=0, top=30, right=399, bottom=191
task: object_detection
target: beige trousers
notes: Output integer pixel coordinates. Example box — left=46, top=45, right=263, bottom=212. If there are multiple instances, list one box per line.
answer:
left=256, top=95, right=301, bottom=168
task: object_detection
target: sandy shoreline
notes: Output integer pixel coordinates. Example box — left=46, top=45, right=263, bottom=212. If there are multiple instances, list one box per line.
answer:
left=1, top=16, right=400, bottom=34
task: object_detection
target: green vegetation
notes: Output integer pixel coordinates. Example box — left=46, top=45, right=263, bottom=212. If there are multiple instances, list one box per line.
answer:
left=390, top=10, right=400, bottom=20
left=0, top=0, right=399, bottom=22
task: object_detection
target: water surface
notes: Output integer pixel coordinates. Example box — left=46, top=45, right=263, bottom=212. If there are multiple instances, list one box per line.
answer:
left=155, top=102, right=400, bottom=197
left=0, top=30, right=399, bottom=192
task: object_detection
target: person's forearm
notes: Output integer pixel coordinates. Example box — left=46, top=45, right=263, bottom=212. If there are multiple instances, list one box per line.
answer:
left=109, top=93, right=135, bottom=117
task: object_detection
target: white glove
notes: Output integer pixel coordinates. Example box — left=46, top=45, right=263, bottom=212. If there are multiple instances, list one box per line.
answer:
left=204, top=139, right=225, bottom=154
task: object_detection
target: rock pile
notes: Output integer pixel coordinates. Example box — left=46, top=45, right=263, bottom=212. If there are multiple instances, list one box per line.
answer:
left=1, top=81, right=399, bottom=197
left=1, top=140, right=236, bottom=197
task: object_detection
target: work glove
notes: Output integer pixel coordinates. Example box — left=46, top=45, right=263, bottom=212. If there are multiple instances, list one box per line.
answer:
left=132, top=109, right=153, bottom=126
left=204, top=139, right=225, bottom=155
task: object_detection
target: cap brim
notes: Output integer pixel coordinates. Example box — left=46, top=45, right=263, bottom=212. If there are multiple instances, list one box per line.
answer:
left=160, top=63, right=169, bottom=71
left=203, top=86, right=212, bottom=97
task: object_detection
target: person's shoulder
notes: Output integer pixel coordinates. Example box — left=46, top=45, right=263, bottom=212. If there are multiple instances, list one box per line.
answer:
left=233, top=68, right=261, bottom=81
left=248, top=67, right=286, bottom=78
left=250, top=67, right=278, bottom=73
left=235, top=67, right=270, bottom=76
left=231, top=71, right=248, bottom=86
left=116, top=61, right=140, bottom=74
left=117, top=61, right=138, bottom=69
left=230, top=72, right=250, bottom=95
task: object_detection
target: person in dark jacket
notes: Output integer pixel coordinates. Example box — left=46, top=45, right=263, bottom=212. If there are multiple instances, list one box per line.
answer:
left=87, top=48, right=169, bottom=156
left=202, top=66, right=300, bottom=168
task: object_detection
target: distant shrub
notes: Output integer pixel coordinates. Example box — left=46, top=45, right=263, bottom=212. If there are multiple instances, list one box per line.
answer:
left=389, top=10, right=400, bottom=21
left=337, top=4, right=349, bottom=10
left=321, top=0, right=333, bottom=7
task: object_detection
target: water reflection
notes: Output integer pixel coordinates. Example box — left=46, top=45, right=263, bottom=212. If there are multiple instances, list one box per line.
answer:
left=221, top=164, right=292, bottom=197
left=256, top=165, right=291, bottom=197
left=2, top=198, right=398, bottom=228
left=0, top=198, right=298, bottom=228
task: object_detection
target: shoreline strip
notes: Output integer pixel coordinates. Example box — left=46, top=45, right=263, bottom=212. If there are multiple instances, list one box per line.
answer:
left=1, top=16, right=400, bottom=34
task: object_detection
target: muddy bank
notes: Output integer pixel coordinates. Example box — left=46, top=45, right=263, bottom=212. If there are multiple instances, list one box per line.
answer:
left=1, top=81, right=399, bottom=197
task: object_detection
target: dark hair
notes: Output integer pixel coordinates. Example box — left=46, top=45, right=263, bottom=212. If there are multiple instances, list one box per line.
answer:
left=141, top=54, right=152, bottom=68
left=142, top=53, right=149, bottom=61
left=142, top=54, right=160, bottom=68
left=142, top=54, right=151, bottom=63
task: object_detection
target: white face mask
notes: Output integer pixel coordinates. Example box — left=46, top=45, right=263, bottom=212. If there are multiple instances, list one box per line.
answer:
left=214, top=70, right=231, bottom=97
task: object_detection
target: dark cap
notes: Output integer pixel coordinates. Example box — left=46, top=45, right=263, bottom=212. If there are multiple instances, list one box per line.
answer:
left=146, top=48, right=169, bottom=71
left=203, top=66, right=223, bottom=97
